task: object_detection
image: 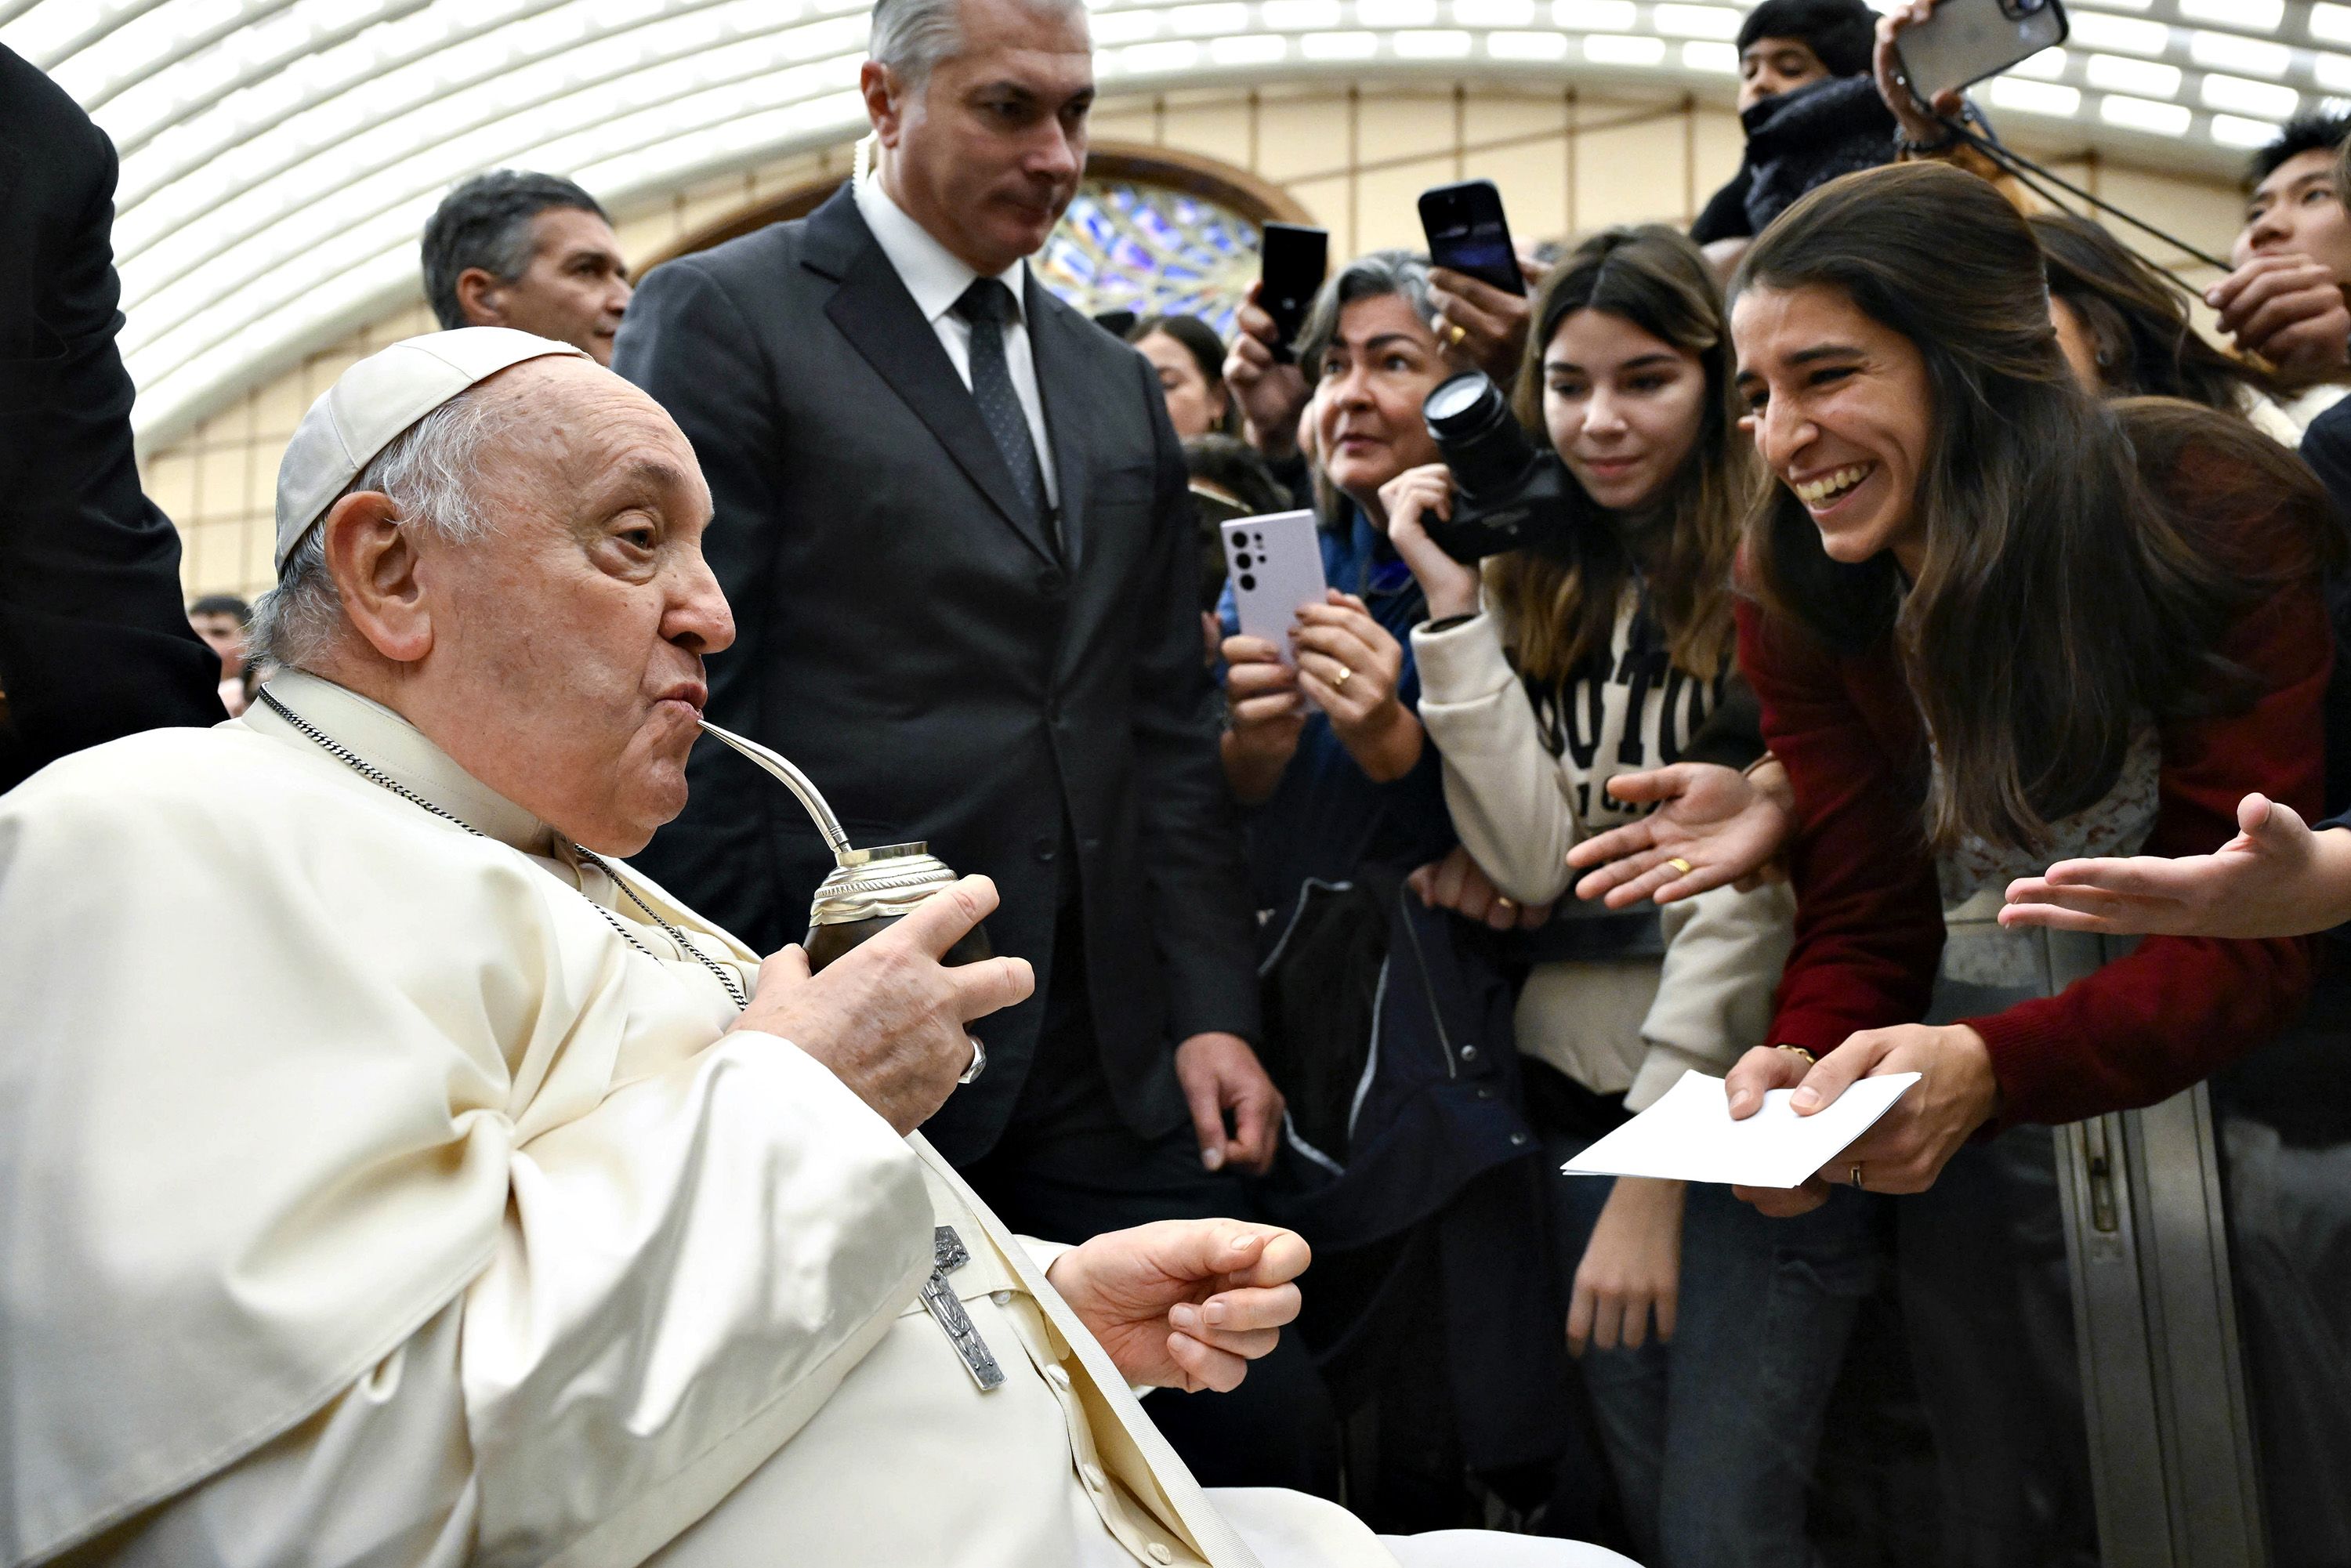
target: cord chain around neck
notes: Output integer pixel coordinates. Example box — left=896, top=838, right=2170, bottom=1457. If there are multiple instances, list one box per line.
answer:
left=257, top=689, right=748, bottom=1009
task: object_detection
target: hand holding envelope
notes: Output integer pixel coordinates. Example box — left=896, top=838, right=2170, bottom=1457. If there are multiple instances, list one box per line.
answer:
left=1562, top=1070, right=1920, bottom=1188
left=1564, top=1023, right=2004, bottom=1215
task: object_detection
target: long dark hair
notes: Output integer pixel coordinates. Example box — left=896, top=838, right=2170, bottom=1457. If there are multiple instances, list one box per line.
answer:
left=1127, top=313, right=1233, bottom=433
left=2030, top=212, right=2279, bottom=411
left=1737, top=161, right=2327, bottom=852
left=1497, top=225, right=1751, bottom=686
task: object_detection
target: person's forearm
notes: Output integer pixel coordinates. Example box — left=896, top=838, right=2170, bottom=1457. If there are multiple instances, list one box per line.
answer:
left=1220, top=731, right=1288, bottom=804
left=1339, top=702, right=1425, bottom=783
left=1415, top=613, right=1579, bottom=901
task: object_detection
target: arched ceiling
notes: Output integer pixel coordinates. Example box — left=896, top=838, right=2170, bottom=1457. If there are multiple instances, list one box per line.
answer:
left=5, top=0, right=2331, bottom=448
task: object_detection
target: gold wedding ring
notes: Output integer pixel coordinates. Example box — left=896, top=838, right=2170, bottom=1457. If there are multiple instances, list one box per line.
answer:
left=1668, top=857, right=1694, bottom=875
left=1495, top=896, right=1516, bottom=911
left=1445, top=321, right=1468, bottom=348
left=1776, top=1044, right=1817, bottom=1066
left=1849, top=1162, right=1866, bottom=1190
left=1332, top=664, right=1353, bottom=688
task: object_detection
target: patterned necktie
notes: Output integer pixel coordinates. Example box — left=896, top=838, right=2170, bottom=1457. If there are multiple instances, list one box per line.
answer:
left=953, top=277, right=1056, bottom=548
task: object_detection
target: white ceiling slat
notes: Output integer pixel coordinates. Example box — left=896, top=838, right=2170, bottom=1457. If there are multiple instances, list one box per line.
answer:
left=103, top=0, right=438, bottom=159
left=79, top=0, right=303, bottom=113
left=24, top=0, right=176, bottom=74
left=114, top=9, right=835, bottom=331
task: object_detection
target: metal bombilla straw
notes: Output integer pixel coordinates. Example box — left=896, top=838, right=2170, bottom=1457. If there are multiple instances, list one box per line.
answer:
left=697, top=718, right=857, bottom=864
left=694, top=719, right=995, bottom=995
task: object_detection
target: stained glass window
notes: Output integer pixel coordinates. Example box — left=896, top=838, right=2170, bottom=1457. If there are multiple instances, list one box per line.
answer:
left=1033, top=179, right=1262, bottom=338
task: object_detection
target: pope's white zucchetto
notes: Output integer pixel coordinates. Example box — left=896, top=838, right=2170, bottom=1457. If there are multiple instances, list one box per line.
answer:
left=272, top=327, right=591, bottom=574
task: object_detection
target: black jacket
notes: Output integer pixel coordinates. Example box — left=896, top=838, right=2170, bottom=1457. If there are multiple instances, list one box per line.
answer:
left=613, top=186, right=1260, bottom=1162
left=1255, top=873, right=1571, bottom=1482
left=1689, top=75, right=1899, bottom=244
left=0, top=46, right=223, bottom=791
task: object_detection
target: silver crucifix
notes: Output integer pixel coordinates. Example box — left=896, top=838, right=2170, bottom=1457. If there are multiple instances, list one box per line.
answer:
left=922, top=1226, right=1005, bottom=1391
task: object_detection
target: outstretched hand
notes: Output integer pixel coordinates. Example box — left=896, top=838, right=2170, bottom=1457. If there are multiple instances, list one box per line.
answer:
left=1563, top=760, right=1795, bottom=907
left=2001, top=791, right=2351, bottom=940
left=1047, top=1220, right=1310, bottom=1392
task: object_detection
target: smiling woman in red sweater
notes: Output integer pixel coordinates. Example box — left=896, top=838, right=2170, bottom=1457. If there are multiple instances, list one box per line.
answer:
left=1714, top=161, right=2335, bottom=1559
left=1719, top=162, right=2334, bottom=1196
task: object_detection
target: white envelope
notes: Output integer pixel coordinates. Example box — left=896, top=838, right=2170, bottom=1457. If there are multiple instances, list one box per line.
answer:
left=1560, top=1068, right=1921, bottom=1189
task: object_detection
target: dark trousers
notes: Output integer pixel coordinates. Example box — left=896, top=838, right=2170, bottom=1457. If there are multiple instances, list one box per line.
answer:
left=1895, top=1128, right=2099, bottom=1568
left=960, top=896, right=1341, bottom=1498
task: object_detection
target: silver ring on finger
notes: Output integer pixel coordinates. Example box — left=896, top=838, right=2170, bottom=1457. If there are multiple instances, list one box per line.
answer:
left=960, top=1034, right=987, bottom=1085
left=1849, top=1161, right=1865, bottom=1190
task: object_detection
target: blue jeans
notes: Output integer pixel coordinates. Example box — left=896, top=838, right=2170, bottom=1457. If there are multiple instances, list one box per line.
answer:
left=1550, top=1154, right=1880, bottom=1568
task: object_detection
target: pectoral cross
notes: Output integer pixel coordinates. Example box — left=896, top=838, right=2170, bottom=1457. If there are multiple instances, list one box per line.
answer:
left=923, top=1226, right=1005, bottom=1391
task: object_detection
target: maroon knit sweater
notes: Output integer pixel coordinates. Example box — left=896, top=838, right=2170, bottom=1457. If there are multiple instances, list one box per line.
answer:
left=1736, top=523, right=2329, bottom=1128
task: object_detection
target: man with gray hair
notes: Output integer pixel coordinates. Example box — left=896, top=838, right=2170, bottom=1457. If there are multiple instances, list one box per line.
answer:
left=422, top=170, right=633, bottom=364
left=0, top=328, right=1630, bottom=1568
left=614, top=0, right=1327, bottom=1494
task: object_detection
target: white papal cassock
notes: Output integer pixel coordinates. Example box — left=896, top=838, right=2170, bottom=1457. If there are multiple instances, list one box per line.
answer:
left=0, top=671, right=1473, bottom=1568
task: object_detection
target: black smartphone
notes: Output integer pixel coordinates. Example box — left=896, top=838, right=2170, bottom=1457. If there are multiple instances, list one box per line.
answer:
left=1418, top=179, right=1524, bottom=298
left=1258, top=222, right=1328, bottom=366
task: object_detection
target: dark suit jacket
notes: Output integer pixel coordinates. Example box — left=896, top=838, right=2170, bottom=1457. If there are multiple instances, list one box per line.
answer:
left=614, top=186, right=1260, bottom=1162
left=0, top=46, right=224, bottom=791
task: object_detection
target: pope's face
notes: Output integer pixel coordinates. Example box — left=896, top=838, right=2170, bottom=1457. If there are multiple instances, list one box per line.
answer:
left=414, top=360, right=733, bottom=855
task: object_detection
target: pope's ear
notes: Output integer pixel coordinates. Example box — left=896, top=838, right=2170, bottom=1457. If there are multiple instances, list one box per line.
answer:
left=321, top=490, right=433, bottom=664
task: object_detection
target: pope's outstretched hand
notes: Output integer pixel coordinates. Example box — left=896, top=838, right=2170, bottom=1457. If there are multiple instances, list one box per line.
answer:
left=728, top=875, right=1036, bottom=1134
left=1047, top=1220, right=1310, bottom=1392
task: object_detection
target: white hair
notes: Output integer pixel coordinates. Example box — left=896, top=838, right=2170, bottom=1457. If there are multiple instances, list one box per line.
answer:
left=868, top=0, right=1087, bottom=87
left=248, top=386, right=503, bottom=672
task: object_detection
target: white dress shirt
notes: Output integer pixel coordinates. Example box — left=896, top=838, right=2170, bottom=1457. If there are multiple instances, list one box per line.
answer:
left=854, top=172, right=1060, bottom=506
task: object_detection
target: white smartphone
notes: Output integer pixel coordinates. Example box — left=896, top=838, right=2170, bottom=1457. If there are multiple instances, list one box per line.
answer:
left=1222, top=510, right=1328, bottom=666
left=1896, top=0, right=2067, bottom=106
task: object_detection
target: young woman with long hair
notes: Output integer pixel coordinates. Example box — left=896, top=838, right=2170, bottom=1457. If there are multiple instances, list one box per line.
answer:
left=1128, top=313, right=1235, bottom=438
left=1380, top=226, right=1848, bottom=1567
left=1717, top=161, right=2331, bottom=1560
left=2030, top=211, right=2298, bottom=433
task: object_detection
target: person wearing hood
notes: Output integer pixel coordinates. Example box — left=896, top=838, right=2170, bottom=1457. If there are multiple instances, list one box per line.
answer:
left=1690, top=0, right=1889, bottom=266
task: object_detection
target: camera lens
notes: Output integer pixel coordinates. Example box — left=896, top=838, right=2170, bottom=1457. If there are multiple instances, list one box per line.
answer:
left=1238, top=573, right=1257, bottom=591
left=1235, top=552, right=1253, bottom=570
left=1424, top=371, right=1542, bottom=501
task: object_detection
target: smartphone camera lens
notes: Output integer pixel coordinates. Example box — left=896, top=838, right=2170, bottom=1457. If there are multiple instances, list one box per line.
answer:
left=1238, top=573, right=1258, bottom=591
left=1235, top=552, right=1253, bottom=570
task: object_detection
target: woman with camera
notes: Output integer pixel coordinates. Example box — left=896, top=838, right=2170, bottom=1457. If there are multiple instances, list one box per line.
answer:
left=1707, top=161, right=2330, bottom=1557
left=1379, top=226, right=1843, bottom=1568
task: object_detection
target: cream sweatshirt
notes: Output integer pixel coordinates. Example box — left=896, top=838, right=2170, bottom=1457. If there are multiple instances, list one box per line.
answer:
left=1411, top=601, right=1794, bottom=1110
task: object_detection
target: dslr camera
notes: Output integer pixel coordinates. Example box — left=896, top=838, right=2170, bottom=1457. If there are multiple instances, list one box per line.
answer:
left=1419, top=371, right=1585, bottom=563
